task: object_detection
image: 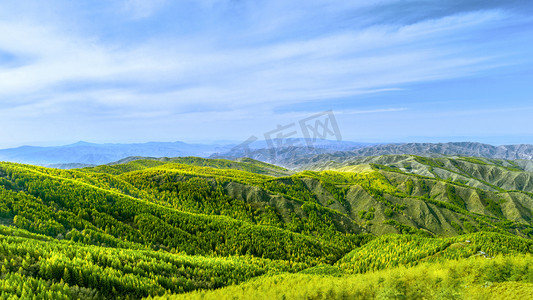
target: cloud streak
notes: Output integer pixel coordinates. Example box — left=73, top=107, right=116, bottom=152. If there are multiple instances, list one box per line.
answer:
left=0, top=0, right=532, bottom=147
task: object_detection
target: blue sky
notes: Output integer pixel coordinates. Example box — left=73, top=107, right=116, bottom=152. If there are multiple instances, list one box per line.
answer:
left=0, top=0, right=532, bottom=148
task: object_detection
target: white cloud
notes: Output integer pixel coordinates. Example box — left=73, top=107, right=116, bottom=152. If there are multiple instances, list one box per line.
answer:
left=0, top=1, right=531, bottom=146
left=0, top=8, right=512, bottom=112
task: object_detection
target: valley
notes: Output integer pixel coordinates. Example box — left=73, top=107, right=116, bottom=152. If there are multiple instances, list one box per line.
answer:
left=0, top=155, right=532, bottom=298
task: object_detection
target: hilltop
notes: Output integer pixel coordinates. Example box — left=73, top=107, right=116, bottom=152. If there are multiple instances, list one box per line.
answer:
left=0, top=155, right=532, bottom=298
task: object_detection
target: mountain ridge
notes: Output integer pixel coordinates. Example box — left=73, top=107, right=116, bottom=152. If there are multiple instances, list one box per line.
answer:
left=4, top=140, right=533, bottom=168
left=215, top=142, right=533, bottom=169
left=1, top=154, right=533, bottom=298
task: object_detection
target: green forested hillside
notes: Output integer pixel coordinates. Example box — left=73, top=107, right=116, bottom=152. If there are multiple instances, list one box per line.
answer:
left=0, top=156, right=532, bottom=299
left=163, top=253, right=533, bottom=300
left=85, top=156, right=292, bottom=176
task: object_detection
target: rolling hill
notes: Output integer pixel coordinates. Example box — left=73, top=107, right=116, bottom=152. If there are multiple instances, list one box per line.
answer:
left=0, top=155, right=532, bottom=298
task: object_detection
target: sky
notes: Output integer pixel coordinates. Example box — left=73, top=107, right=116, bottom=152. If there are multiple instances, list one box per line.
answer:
left=1, top=0, right=533, bottom=148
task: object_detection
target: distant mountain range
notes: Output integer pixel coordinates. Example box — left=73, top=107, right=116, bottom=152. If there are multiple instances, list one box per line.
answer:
left=209, top=139, right=371, bottom=165
left=0, top=141, right=231, bottom=166
left=0, top=139, right=368, bottom=167
left=342, top=142, right=533, bottom=160
left=213, top=142, right=533, bottom=168
left=2, top=140, right=533, bottom=168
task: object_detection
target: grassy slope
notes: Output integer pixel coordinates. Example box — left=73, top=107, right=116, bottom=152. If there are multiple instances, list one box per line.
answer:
left=2, top=155, right=533, bottom=248
left=334, top=231, right=533, bottom=273
left=83, top=157, right=292, bottom=177
left=0, top=162, right=356, bottom=265
left=305, top=155, right=533, bottom=237
left=80, top=156, right=533, bottom=237
left=159, top=253, right=533, bottom=300
left=0, top=156, right=533, bottom=299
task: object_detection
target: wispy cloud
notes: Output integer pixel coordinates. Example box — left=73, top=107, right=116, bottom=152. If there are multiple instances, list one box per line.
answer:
left=0, top=10, right=505, bottom=106
left=122, top=0, right=168, bottom=19
left=337, top=108, right=407, bottom=115
left=0, top=0, right=532, bottom=147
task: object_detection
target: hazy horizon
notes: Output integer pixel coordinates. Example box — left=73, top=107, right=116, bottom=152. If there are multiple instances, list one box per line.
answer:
left=1, top=1, right=533, bottom=148
left=3, top=136, right=533, bottom=150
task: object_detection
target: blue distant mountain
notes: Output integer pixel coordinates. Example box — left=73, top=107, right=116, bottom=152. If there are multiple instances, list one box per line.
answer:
left=5, top=140, right=531, bottom=169
left=0, top=139, right=368, bottom=167
left=0, top=141, right=233, bottom=166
